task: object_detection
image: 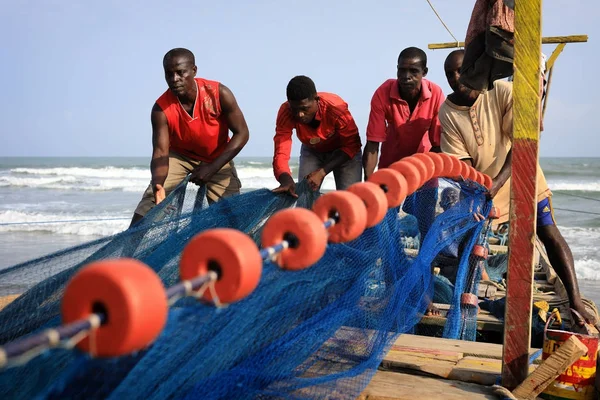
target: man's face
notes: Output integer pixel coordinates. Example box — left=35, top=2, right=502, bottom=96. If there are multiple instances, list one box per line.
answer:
left=440, top=188, right=460, bottom=211
left=397, top=57, right=427, bottom=98
left=288, top=97, right=318, bottom=124
left=163, top=56, right=197, bottom=97
left=444, top=53, right=474, bottom=99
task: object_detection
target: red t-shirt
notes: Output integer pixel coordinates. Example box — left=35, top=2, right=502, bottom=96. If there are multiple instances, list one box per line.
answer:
left=273, top=92, right=362, bottom=179
left=156, top=78, right=229, bottom=162
left=367, top=78, right=444, bottom=168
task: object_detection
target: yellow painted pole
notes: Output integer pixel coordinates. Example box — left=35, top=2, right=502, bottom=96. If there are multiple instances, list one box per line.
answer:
left=501, top=0, right=543, bottom=389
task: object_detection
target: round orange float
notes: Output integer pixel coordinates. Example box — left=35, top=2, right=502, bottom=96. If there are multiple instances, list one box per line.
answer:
left=347, top=182, right=388, bottom=228
left=61, top=258, right=168, bottom=357
left=389, top=160, right=422, bottom=194
left=261, top=208, right=328, bottom=270
left=458, top=161, right=470, bottom=179
left=471, top=244, right=489, bottom=260
left=465, top=165, right=479, bottom=182
left=180, top=228, right=262, bottom=303
left=443, top=154, right=463, bottom=179
left=425, top=152, right=446, bottom=178
left=411, top=153, right=436, bottom=182
left=312, top=191, right=367, bottom=243
left=482, top=173, right=493, bottom=190
left=474, top=171, right=487, bottom=187
left=367, top=168, right=408, bottom=208
left=406, top=156, right=430, bottom=184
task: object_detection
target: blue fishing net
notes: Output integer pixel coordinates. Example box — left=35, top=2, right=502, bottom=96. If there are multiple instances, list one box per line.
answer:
left=0, top=175, right=491, bottom=399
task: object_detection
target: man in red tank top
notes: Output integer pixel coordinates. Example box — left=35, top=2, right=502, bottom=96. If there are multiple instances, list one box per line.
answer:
left=273, top=76, right=362, bottom=196
left=131, top=48, right=250, bottom=226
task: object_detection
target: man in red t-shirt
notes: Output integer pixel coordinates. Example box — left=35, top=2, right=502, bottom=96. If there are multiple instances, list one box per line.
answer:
left=272, top=76, right=362, bottom=197
left=130, top=48, right=250, bottom=226
left=363, top=47, right=445, bottom=246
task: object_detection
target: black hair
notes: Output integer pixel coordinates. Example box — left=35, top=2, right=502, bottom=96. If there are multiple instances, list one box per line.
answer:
left=286, top=75, right=317, bottom=101
left=398, top=47, right=428, bottom=69
left=445, top=49, right=465, bottom=65
left=163, top=48, right=195, bottom=65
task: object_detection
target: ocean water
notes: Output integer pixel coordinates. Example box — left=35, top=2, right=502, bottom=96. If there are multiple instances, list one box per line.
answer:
left=1, top=156, right=599, bottom=304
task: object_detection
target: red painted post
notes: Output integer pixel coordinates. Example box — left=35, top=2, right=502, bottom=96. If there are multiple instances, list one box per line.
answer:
left=501, top=0, right=543, bottom=390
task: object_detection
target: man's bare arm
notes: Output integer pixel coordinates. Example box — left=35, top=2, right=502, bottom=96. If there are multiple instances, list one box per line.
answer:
left=151, top=103, right=170, bottom=190
left=211, top=84, right=249, bottom=171
left=362, top=141, right=380, bottom=180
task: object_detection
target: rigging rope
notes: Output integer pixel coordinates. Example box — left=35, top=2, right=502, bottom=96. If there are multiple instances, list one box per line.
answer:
left=424, top=0, right=461, bottom=45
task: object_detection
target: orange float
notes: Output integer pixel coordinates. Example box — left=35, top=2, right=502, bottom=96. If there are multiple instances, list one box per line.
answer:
left=474, top=171, right=487, bottom=187
left=437, top=154, right=462, bottom=179
left=367, top=168, right=408, bottom=208
left=458, top=161, right=470, bottom=179
left=347, top=182, right=388, bottom=228
left=261, top=208, right=328, bottom=270
left=424, top=152, right=446, bottom=178
left=61, top=258, right=168, bottom=357
left=482, top=173, right=493, bottom=190
left=180, top=228, right=262, bottom=303
left=389, top=160, right=422, bottom=194
left=465, top=165, right=479, bottom=182
left=406, top=156, right=430, bottom=184
left=312, top=191, right=367, bottom=243
left=411, top=153, right=436, bottom=182
left=471, top=244, right=489, bottom=260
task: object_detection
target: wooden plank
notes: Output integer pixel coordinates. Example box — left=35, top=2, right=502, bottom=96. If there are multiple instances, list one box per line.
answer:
left=419, top=303, right=505, bottom=332
left=512, top=336, right=588, bottom=399
left=0, top=294, right=19, bottom=311
left=427, top=35, right=587, bottom=49
left=390, top=334, right=541, bottom=360
left=358, top=370, right=498, bottom=400
left=545, top=43, right=566, bottom=71
left=489, top=244, right=508, bottom=254
left=501, top=0, right=543, bottom=389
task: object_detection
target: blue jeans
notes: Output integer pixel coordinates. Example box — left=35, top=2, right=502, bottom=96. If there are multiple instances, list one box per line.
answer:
left=298, top=144, right=362, bottom=190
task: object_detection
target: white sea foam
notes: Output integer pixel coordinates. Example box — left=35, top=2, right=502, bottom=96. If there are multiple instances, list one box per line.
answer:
left=547, top=180, right=600, bottom=192
left=1, top=165, right=341, bottom=191
left=574, top=258, right=600, bottom=281
left=0, top=210, right=128, bottom=236
left=11, top=167, right=149, bottom=179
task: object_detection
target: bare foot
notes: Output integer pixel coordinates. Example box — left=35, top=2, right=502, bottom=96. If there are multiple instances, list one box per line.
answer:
left=426, top=302, right=441, bottom=316
left=571, top=302, right=597, bottom=327
left=480, top=268, right=490, bottom=281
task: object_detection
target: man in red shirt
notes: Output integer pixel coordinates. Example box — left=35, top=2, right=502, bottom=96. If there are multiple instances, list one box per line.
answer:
left=272, top=76, right=362, bottom=197
left=130, top=48, right=250, bottom=226
left=363, top=47, right=445, bottom=242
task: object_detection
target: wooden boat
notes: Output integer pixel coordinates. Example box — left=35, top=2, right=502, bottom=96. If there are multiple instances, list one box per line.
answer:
left=357, top=1, right=597, bottom=398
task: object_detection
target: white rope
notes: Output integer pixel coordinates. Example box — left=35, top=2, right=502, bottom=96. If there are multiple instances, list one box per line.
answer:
left=425, top=0, right=461, bottom=47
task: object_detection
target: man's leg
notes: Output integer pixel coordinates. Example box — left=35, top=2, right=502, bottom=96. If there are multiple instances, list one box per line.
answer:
left=298, top=144, right=324, bottom=184
left=130, top=152, right=195, bottom=226
left=401, top=179, right=438, bottom=242
left=205, top=160, right=242, bottom=204
left=331, top=151, right=362, bottom=191
left=536, top=197, right=595, bottom=325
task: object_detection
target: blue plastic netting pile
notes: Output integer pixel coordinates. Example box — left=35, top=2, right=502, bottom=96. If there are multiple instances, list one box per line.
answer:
left=0, top=175, right=492, bottom=399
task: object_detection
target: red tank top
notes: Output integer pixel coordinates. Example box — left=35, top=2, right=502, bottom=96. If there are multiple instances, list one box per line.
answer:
left=156, top=78, right=229, bottom=162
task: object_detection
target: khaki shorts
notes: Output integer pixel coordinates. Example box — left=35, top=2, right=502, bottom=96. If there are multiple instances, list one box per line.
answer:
left=134, top=151, right=241, bottom=217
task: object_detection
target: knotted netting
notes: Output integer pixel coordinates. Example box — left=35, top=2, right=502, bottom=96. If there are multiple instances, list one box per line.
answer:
left=0, top=170, right=492, bottom=399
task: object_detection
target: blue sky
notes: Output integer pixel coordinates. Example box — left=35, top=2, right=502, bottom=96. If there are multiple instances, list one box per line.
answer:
left=1, top=0, right=597, bottom=158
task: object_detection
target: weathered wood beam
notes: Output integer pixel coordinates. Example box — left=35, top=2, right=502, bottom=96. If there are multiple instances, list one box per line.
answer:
left=512, top=335, right=587, bottom=399
left=428, top=35, right=587, bottom=49
left=501, top=0, right=543, bottom=389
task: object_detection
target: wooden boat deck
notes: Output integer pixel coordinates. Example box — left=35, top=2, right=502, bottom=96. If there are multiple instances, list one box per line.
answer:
left=357, top=241, right=592, bottom=398
left=359, top=334, right=520, bottom=399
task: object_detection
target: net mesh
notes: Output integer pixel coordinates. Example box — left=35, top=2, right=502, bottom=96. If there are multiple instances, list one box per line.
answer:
left=0, top=175, right=492, bottom=399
